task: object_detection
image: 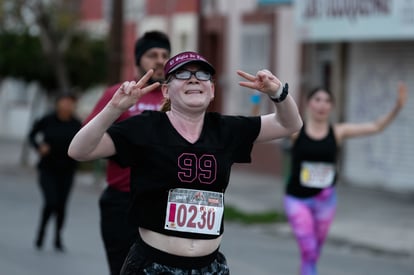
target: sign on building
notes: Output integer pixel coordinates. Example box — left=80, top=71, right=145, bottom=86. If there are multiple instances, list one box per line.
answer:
left=295, top=0, right=414, bottom=41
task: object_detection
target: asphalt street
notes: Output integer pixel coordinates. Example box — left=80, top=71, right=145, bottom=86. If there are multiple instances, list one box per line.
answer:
left=0, top=138, right=413, bottom=274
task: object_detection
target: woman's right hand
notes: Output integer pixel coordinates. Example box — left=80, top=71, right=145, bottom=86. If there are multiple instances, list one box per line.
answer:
left=109, top=69, right=160, bottom=112
left=38, top=143, right=50, bottom=156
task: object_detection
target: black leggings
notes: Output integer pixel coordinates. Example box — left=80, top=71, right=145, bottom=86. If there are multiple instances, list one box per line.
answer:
left=36, top=169, right=74, bottom=242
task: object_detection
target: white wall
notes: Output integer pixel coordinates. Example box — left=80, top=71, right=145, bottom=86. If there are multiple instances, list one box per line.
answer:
left=223, top=2, right=301, bottom=115
left=170, top=14, right=198, bottom=53
left=136, top=13, right=198, bottom=56
left=224, top=0, right=258, bottom=115
left=276, top=6, right=301, bottom=101
left=0, top=78, right=47, bottom=140
left=137, top=16, right=168, bottom=36
left=343, top=42, right=414, bottom=192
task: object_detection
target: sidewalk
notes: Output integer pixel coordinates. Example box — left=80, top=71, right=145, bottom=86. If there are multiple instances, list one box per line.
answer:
left=226, top=164, right=414, bottom=258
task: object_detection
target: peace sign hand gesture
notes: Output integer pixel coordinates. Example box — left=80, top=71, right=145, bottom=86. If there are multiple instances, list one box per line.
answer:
left=237, top=69, right=282, bottom=97
left=109, top=69, right=160, bottom=112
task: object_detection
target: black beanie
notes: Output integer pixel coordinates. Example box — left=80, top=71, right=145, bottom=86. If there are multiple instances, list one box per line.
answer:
left=134, top=31, right=171, bottom=66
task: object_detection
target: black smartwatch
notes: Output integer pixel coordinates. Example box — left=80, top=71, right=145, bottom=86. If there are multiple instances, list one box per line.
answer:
left=269, top=83, right=289, bottom=103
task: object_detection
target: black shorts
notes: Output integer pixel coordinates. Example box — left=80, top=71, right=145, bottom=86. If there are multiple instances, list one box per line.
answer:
left=120, top=236, right=230, bottom=275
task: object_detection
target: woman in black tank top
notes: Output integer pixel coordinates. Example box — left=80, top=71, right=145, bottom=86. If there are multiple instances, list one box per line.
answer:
left=284, top=84, right=407, bottom=275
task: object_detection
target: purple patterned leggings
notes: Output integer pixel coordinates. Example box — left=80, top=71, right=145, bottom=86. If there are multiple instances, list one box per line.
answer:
left=284, top=187, right=337, bottom=275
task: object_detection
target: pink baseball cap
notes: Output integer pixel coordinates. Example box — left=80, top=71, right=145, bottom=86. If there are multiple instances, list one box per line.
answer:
left=164, top=51, right=216, bottom=77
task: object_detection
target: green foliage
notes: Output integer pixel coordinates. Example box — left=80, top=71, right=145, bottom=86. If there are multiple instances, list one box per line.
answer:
left=0, top=31, right=55, bottom=88
left=224, top=205, right=286, bottom=224
left=65, top=33, right=108, bottom=90
left=0, top=31, right=108, bottom=92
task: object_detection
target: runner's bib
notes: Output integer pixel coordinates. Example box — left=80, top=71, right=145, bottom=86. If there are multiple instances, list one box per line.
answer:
left=164, top=188, right=224, bottom=235
left=300, top=161, right=335, bottom=188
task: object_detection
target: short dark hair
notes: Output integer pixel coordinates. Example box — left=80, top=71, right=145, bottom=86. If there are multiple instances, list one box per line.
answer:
left=134, top=31, right=171, bottom=66
left=55, top=93, right=78, bottom=104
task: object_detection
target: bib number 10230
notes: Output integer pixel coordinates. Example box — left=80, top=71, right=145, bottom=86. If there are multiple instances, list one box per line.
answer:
left=164, top=188, right=224, bottom=235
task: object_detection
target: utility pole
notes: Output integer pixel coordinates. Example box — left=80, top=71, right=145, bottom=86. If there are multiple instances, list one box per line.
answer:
left=107, top=0, right=124, bottom=85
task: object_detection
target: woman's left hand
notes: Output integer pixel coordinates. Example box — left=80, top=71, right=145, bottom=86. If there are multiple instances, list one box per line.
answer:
left=237, top=69, right=282, bottom=97
left=396, top=81, right=408, bottom=109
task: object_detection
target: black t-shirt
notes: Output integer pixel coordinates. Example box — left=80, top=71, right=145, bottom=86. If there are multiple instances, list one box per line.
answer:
left=286, top=125, right=338, bottom=198
left=107, top=111, right=261, bottom=239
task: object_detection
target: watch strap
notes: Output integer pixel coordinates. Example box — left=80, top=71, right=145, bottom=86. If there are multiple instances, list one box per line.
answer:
left=269, top=83, right=289, bottom=103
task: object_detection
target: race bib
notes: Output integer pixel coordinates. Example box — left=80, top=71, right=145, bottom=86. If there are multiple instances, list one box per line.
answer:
left=300, top=161, right=335, bottom=188
left=164, top=188, right=224, bottom=235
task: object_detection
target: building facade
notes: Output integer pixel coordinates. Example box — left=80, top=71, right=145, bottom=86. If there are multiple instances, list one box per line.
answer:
left=79, top=0, right=301, bottom=177
left=79, top=0, right=200, bottom=81
left=198, top=0, right=301, bottom=176
left=295, top=0, right=414, bottom=192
